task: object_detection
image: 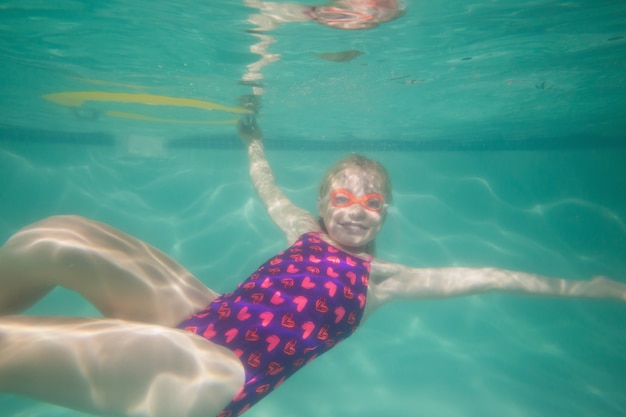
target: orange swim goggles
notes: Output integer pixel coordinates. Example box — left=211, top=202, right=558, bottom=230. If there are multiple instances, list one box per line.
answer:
left=329, top=189, right=387, bottom=212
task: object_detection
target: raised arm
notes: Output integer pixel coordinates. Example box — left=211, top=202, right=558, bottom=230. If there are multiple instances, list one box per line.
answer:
left=368, top=259, right=626, bottom=310
left=238, top=115, right=319, bottom=243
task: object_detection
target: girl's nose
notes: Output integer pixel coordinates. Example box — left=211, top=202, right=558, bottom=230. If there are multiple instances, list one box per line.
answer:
left=347, top=203, right=366, bottom=219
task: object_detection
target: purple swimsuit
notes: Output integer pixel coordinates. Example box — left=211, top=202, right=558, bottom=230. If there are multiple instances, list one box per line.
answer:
left=178, top=232, right=371, bottom=417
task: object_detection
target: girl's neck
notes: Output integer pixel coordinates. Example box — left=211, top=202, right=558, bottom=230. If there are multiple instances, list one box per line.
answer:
left=315, top=231, right=372, bottom=261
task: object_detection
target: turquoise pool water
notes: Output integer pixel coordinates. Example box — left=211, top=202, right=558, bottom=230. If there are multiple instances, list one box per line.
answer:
left=1, top=1, right=625, bottom=416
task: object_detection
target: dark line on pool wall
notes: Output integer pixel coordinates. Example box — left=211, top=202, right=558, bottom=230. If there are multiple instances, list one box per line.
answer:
left=168, top=135, right=626, bottom=151
left=0, top=126, right=114, bottom=146
left=1, top=126, right=625, bottom=152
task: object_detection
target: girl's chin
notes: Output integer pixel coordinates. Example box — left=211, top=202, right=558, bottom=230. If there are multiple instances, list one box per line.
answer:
left=332, top=234, right=370, bottom=251
left=340, top=224, right=367, bottom=234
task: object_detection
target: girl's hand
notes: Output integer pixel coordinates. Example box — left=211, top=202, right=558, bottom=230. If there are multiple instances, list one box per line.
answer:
left=238, top=114, right=262, bottom=146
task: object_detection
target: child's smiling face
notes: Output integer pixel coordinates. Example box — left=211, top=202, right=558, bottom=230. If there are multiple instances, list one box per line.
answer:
left=318, top=167, right=387, bottom=253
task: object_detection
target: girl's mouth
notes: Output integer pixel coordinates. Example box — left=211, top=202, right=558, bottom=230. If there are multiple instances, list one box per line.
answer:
left=341, top=222, right=367, bottom=232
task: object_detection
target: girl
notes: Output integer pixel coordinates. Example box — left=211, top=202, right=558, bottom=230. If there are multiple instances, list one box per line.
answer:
left=0, top=116, right=624, bottom=417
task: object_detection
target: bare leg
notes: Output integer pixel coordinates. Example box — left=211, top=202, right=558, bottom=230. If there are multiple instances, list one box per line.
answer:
left=0, top=316, right=245, bottom=417
left=0, top=215, right=217, bottom=326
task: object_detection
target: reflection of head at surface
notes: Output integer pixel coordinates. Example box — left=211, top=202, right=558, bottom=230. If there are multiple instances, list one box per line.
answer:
left=244, top=0, right=405, bottom=31
left=311, top=0, right=405, bottom=30
left=241, top=1, right=405, bottom=96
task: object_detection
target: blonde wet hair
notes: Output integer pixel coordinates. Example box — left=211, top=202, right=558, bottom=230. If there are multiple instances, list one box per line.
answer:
left=318, top=154, right=393, bottom=203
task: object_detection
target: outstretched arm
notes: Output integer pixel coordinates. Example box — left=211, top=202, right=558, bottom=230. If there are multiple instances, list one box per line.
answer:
left=238, top=115, right=319, bottom=243
left=368, top=259, right=626, bottom=308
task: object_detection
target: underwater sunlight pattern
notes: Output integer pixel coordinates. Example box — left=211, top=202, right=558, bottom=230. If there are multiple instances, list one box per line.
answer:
left=1, top=0, right=625, bottom=417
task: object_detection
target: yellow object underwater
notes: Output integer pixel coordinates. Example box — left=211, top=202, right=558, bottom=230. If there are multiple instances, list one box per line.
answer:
left=43, top=91, right=251, bottom=124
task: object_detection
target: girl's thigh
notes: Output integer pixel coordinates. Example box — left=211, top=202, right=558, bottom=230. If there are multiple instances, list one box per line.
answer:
left=1, top=215, right=217, bottom=326
left=0, top=316, right=244, bottom=417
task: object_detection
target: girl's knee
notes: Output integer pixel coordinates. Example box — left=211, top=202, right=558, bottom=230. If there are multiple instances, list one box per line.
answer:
left=10, top=215, right=89, bottom=242
left=35, top=215, right=95, bottom=233
left=6, top=216, right=78, bottom=250
left=3, top=215, right=103, bottom=264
